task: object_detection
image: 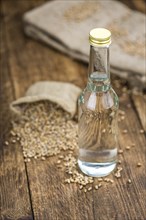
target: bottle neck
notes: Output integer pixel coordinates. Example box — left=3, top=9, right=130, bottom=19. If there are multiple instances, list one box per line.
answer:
left=87, top=45, right=110, bottom=92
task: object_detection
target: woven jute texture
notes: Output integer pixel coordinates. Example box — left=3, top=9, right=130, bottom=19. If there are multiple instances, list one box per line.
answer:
left=10, top=81, right=81, bottom=118
left=23, top=0, right=145, bottom=88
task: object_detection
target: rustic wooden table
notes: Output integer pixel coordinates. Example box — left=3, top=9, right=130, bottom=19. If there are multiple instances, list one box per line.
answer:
left=0, top=1, right=146, bottom=220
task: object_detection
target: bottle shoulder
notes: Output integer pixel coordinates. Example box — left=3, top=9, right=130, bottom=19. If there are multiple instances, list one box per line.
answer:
left=78, top=86, right=119, bottom=111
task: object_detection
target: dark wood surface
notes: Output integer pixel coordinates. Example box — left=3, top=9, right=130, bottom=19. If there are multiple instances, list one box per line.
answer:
left=0, top=1, right=146, bottom=220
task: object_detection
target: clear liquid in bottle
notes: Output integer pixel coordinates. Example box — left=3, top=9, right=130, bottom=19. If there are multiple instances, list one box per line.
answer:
left=78, top=85, right=118, bottom=177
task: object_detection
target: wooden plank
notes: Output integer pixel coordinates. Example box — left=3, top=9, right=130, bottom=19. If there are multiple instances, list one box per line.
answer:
left=0, top=1, right=34, bottom=220
left=132, top=93, right=146, bottom=131
left=2, top=1, right=87, bottom=219
left=0, top=140, right=33, bottom=220
left=27, top=94, right=145, bottom=220
left=1, top=0, right=145, bottom=219
left=4, top=12, right=89, bottom=220
left=92, top=93, right=146, bottom=219
left=26, top=158, right=95, bottom=220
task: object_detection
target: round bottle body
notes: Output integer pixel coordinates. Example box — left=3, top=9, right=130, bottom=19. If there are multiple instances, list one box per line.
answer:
left=78, top=87, right=119, bottom=177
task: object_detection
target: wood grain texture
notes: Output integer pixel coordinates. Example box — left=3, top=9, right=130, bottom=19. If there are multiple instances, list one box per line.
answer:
left=132, top=94, right=146, bottom=131
left=26, top=158, right=96, bottom=220
left=1, top=0, right=146, bottom=220
left=26, top=94, right=145, bottom=220
left=0, top=1, right=40, bottom=220
left=92, top=93, right=146, bottom=219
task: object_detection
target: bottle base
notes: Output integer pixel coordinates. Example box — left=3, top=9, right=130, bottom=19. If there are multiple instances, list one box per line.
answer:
left=78, top=159, right=116, bottom=177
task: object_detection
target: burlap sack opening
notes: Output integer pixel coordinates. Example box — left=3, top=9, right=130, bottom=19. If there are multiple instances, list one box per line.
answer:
left=10, top=81, right=81, bottom=118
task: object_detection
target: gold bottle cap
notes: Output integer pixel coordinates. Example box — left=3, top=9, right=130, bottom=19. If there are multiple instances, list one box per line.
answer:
left=89, top=28, right=111, bottom=46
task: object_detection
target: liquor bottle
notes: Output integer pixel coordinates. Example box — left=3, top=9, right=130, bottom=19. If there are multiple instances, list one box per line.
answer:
left=78, top=28, right=119, bottom=177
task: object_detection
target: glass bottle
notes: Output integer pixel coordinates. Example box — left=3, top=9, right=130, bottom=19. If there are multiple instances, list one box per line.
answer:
left=78, top=28, right=119, bottom=177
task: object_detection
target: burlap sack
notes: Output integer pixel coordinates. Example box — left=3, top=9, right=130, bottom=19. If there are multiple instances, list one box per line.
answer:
left=23, top=0, right=146, bottom=88
left=10, top=81, right=81, bottom=118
